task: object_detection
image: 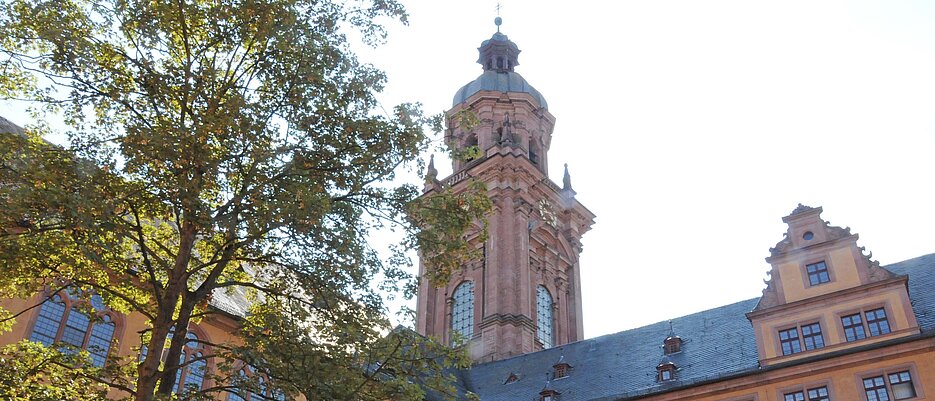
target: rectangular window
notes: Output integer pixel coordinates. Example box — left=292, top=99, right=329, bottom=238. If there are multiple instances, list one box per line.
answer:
left=801, top=322, right=825, bottom=350
left=862, top=370, right=918, bottom=401
left=888, top=371, right=916, bottom=400
left=864, top=376, right=891, bottom=401
left=865, top=308, right=891, bottom=337
left=807, top=386, right=830, bottom=401
left=785, top=391, right=805, bottom=401
left=806, top=261, right=830, bottom=285
left=842, top=313, right=867, bottom=342
left=779, top=327, right=802, bottom=355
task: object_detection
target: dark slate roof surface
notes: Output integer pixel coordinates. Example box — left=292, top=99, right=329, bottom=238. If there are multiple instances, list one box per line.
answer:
left=444, top=253, right=935, bottom=401
left=888, top=253, right=935, bottom=334
left=0, top=116, right=25, bottom=135
left=452, top=70, right=548, bottom=109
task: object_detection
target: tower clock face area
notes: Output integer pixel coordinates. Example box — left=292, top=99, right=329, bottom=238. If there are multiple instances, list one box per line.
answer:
left=538, top=199, right=558, bottom=228
left=414, top=20, right=595, bottom=363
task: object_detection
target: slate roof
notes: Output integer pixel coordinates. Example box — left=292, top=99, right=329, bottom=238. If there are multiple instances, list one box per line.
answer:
left=452, top=70, right=548, bottom=109
left=439, top=253, right=935, bottom=401
left=0, top=116, right=25, bottom=136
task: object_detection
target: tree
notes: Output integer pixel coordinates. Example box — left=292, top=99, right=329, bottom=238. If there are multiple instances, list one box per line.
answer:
left=0, top=0, right=491, bottom=399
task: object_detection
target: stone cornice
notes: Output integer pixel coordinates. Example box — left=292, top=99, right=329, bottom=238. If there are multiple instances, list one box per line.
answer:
left=746, top=275, right=910, bottom=320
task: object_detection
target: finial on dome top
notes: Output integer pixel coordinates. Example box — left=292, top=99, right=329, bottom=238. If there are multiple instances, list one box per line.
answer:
left=495, top=3, right=503, bottom=32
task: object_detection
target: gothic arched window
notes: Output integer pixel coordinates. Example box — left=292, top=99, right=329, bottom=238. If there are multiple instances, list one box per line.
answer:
left=451, top=281, right=475, bottom=344
left=174, top=329, right=208, bottom=394
left=536, top=285, right=554, bottom=348
left=227, top=365, right=285, bottom=401
left=29, top=289, right=117, bottom=367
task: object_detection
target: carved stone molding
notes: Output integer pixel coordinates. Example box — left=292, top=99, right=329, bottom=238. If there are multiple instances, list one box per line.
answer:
left=755, top=269, right=781, bottom=311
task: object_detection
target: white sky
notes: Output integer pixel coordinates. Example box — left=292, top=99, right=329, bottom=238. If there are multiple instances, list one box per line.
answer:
left=2, top=1, right=933, bottom=340
left=357, top=1, right=935, bottom=338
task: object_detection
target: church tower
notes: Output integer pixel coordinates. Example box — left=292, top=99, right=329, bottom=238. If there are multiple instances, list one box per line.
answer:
left=415, top=19, right=595, bottom=364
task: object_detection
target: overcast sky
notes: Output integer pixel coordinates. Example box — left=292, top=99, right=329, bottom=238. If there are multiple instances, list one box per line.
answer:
left=358, top=0, right=935, bottom=337
left=3, top=1, right=933, bottom=340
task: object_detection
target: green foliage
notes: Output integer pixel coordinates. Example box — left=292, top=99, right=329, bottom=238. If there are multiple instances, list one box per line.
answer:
left=445, top=110, right=483, bottom=162
left=0, top=342, right=109, bottom=400
left=0, top=0, right=492, bottom=400
left=408, top=180, right=492, bottom=286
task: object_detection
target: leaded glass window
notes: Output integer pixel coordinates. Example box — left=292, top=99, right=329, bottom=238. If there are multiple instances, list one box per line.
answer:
left=227, top=365, right=286, bottom=401
left=536, top=285, right=554, bottom=349
left=174, top=330, right=207, bottom=394
left=28, top=290, right=116, bottom=367
left=451, top=281, right=475, bottom=344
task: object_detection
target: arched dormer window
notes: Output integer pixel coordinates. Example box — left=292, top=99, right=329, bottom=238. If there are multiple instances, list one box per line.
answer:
left=227, top=365, right=285, bottom=401
left=536, top=285, right=554, bottom=348
left=451, top=281, right=475, bottom=345
left=28, top=287, right=118, bottom=367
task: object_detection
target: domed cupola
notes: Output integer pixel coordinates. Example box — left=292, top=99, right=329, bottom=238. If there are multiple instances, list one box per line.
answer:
left=478, top=19, right=520, bottom=73
left=452, top=18, right=548, bottom=109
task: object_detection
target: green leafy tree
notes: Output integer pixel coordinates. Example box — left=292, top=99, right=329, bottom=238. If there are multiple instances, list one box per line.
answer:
left=0, top=0, right=491, bottom=399
left=0, top=342, right=111, bottom=400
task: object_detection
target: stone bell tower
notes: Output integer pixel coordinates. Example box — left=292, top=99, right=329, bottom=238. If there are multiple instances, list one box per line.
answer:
left=415, top=19, right=595, bottom=363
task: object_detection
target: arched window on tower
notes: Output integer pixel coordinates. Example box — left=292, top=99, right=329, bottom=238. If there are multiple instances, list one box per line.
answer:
left=464, top=133, right=479, bottom=162
left=529, top=139, right=540, bottom=165
left=451, top=281, right=475, bottom=345
left=536, top=285, right=554, bottom=349
left=28, top=288, right=117, bottom=367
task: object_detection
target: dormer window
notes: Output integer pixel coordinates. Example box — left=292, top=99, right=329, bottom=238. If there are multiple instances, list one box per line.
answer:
left=540, top=389, right=560, bottom=401
left=663, top=336, right=682, bottom=354
left=806, top=261, right=830, bottom=286
left=504, top=373, right=519, bottom=384
left=656, top=362, right=677, bottom=381
left=553, top=359, right=571, bottom=379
